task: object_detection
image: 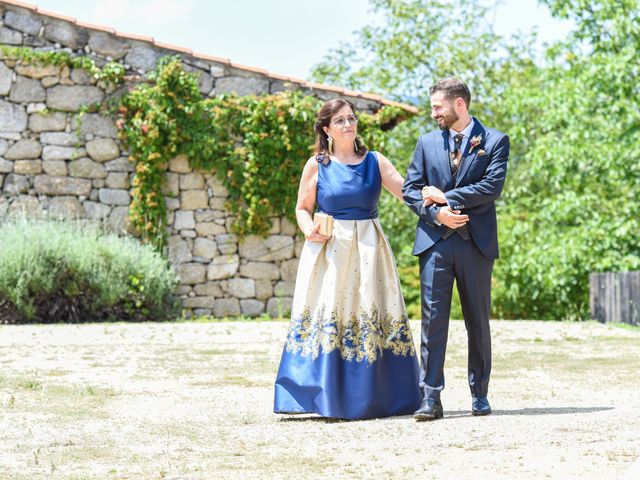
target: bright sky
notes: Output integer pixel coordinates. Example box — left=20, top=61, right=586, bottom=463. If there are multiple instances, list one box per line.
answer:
left=30, top=0, right=573, bottom=80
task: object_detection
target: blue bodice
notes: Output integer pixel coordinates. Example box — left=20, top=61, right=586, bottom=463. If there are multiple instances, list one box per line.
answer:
left=316, top=151, right=381, bottom=220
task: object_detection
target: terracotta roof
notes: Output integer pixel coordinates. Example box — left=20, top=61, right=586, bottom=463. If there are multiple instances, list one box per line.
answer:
left=1, top=0, right=418, bottom=114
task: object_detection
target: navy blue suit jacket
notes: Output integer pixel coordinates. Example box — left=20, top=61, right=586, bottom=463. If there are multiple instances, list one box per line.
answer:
left=402, top=117, right=509, bottom=259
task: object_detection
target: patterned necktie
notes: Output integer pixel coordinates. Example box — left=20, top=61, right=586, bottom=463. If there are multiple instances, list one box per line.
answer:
left=443, top=133, right=471, bottom=240
left=452, top=133, right=463, bottom=168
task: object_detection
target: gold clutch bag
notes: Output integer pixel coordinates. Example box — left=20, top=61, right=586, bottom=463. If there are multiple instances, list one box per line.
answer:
left=313, top=212, right=334, bottom=236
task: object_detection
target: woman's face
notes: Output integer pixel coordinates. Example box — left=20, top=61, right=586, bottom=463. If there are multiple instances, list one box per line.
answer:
left=324, top=105, right=358, bottom=141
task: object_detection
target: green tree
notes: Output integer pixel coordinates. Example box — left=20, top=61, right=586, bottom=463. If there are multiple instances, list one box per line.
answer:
left=312, top=0, right=640, bottom=320
left=493, top=0, right=640, bottom=319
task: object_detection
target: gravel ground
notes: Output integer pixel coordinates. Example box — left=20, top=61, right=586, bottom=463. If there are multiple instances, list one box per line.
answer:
left=0, top=319, right=639, bottom=479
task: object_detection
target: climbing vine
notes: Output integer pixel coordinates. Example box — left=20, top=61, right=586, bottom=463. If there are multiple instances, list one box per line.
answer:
left=116, top=56, right=412, bottom=248
left=0, top=46, right=125, bottom=85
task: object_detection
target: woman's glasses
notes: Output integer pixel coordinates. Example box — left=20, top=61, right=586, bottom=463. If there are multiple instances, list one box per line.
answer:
left=332, top=115, right=358, bottom=127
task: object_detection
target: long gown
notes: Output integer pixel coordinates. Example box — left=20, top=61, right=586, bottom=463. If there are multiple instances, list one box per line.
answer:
left=273, top=151, right=422, bottom=420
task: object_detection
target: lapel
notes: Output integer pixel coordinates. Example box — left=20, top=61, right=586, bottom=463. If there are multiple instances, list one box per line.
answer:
left=436, top=129, right=453, bottom=185
left=455, top=117, right=486, bottom=187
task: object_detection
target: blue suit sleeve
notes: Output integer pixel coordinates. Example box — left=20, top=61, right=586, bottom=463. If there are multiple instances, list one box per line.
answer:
left=445, top=134, right=510, bottom=210
left=402, top=138, right=439, bottom=226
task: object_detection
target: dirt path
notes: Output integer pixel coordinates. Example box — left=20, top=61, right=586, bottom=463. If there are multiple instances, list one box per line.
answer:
left=0, top=320, right=639, bottom=479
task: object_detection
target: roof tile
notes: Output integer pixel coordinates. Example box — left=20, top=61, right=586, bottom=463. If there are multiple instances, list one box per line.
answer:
left=35, top=8, right=76, bottom=23
left=153, top=41, right=193, bottom=55
left=305, top=82, right=344, bottom=94
left=115, top=31, right=154, bottom=44
left=268, top=73, right=306, bottom=84
left=192, top=52, right=231, bottom=65
left=2, top=0, right=37, bottom=11
left=75, top=21, right=116, bottom=34
left=229, top=62, right=269, bottom=75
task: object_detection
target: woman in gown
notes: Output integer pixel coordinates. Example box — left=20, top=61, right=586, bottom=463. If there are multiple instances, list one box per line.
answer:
left=273, top=99, right=421, bottom=420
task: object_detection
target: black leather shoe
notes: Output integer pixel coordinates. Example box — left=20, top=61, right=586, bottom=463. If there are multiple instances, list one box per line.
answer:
left=471, top=397, right=492, bottom=416
left=414, top=398, right=444, bottom=421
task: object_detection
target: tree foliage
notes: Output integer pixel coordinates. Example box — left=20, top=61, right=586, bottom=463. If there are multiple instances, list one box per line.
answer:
left=313, top=0, right=640, bottom=319
left=494, top=0, right=640, bottom=319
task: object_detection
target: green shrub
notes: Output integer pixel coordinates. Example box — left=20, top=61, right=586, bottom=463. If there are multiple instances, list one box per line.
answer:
left=0, top=219, right=180, bottom=323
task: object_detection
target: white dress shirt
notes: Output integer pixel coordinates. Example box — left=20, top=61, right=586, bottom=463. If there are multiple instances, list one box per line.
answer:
left=449, top=118, right=475, bottom=154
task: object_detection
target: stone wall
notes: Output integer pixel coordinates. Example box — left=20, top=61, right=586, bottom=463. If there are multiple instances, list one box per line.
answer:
left=0, top=1, right=403, bottom=317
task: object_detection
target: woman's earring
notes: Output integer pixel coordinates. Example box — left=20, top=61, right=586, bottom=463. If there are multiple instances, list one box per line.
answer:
left=327, top=135, right=333, bottom=155
left=353, top=139, right=358, bottom=153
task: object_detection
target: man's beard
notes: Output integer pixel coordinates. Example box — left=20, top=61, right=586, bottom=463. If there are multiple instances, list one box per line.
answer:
left=435, top=110, right=459, bottom=130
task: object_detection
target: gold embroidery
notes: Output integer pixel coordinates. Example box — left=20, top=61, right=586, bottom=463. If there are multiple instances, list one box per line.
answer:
left=285, top=305, right=415, bottom=364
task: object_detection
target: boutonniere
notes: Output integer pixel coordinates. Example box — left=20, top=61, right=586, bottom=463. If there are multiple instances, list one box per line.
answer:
left=469, top=134, right=483, bottom=153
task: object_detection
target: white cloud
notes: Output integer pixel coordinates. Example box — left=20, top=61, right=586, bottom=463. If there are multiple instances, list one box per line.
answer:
left=92, top=0, right=196, bottom=26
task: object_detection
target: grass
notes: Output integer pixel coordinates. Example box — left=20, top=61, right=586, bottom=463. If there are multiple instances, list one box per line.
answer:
left=0, top=319, right=638, bottom=479
left=185, top=313, right=288, bottom=323
left=192, top=348, right=235, bottom=355
left=607, top=321, right=640, bottom=331
left=494, top=335, right=640, bottom=373
left=2, top=375, right=117, bottom=419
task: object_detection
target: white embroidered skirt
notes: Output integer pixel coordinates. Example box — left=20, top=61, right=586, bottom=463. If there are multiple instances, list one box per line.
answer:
left=274, top=218, right=421, bottom=419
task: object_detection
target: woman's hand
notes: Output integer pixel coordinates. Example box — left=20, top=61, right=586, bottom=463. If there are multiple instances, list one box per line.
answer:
left=305, top=223, right=330, bottom=242
left=422, top=186, right=447, bottom=206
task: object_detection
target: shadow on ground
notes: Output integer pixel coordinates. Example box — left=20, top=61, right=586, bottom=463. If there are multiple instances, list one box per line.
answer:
left=277, top=407, right=614, bottom=422
left=444, top=406, right=614, bottom=418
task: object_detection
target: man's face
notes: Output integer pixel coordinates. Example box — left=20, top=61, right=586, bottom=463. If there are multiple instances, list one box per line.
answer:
left=430, top=91, right=458, bottom=130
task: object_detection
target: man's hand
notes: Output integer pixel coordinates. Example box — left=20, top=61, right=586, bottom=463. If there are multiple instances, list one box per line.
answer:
left=436, top=206, right=469, bottom=229
left=422, top=186, right=447, bottom=206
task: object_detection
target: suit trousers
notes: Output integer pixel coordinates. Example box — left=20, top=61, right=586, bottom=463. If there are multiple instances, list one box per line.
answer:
left=418, top=233, right=494, bottom=400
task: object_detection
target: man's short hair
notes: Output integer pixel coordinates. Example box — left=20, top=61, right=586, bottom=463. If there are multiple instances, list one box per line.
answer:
left=429, top=77, right=471, bottom=108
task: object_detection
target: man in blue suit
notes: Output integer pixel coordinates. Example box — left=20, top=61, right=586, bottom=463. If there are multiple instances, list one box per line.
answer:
left=402, top=77, right=509, bottom=420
